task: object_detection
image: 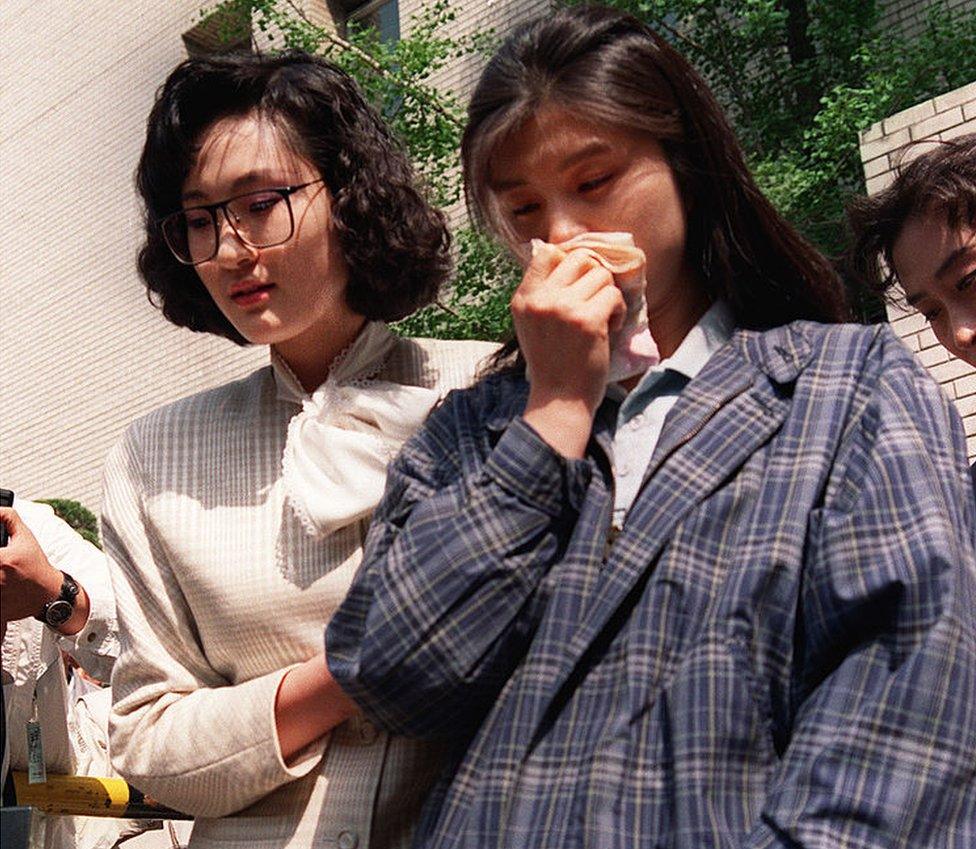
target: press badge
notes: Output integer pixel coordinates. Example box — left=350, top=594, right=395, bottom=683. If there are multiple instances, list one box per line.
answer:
left=26, top=693, right=46, bottom=784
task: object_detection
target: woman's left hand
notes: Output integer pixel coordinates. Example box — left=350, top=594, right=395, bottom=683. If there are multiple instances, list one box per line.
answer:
left=275, top=652, right=358, bottom=764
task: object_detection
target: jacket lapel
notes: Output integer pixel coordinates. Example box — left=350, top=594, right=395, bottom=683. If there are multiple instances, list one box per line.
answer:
left=529, top=328, right=810, bottom=735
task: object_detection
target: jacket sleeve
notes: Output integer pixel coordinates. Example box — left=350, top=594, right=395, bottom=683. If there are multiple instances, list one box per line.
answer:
left=102, top=428, right=328, bottom=818
left=15, top=498, right=120, bottom=683
left=747, top=330, right=976, bottom=848
left=327, top=385, right=593, bottom=738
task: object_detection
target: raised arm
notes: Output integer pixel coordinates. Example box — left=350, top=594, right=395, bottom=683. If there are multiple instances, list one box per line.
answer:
left=0, top=502, right=115, bottom=680
left=327, top=381, right=594, bottom=738
left=15, top=498, right=118, bottom=681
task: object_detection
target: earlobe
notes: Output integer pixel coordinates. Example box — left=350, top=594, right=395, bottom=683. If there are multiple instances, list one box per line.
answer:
left=954, top=320, right=976, bottom=364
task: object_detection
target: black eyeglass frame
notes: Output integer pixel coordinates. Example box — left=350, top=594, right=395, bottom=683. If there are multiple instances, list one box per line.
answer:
left=159, top=179, right=326, bottom=266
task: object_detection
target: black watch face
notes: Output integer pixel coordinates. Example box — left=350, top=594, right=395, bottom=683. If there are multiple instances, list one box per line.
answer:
left=45, top=600, right=73, bottom=626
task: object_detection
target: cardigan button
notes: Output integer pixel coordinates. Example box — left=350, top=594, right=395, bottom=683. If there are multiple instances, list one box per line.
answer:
left=359, top=721, right=379, bottom=745
left=337, top=831, right=359, bottom=849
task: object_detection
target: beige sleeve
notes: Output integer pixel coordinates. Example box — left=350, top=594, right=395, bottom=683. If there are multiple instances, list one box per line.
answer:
left=101, top=430, right=327, bottom=818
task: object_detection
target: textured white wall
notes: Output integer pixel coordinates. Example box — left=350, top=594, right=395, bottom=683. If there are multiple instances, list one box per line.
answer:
left=858, top=80, right=976, bottom=460
left=400, top=0, right=549, bottom=97
left=0, top=1, right=266, bottom=510
left=0, top=0, right=549, bottom=511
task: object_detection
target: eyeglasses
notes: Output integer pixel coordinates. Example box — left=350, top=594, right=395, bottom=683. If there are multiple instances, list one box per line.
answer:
left=159, top=179, right=325, bottom=265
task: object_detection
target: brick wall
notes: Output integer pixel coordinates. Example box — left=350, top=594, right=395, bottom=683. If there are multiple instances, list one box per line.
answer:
left=878, top=0, right=975, bottom=40
left=858, top=81, right=976, bottom=460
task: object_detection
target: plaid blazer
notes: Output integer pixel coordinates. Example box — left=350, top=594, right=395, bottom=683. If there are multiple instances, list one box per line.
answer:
left=328, top=321, right=976, bottom=849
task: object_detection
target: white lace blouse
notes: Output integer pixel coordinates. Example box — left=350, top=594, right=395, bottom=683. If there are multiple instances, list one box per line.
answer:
left=102, top=324, right=497, bottom=849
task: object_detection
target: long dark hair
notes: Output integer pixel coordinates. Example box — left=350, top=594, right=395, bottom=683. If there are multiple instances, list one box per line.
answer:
left=462, top=5, right=849, bottom=337
left=137, top=51, right=451, bottom=344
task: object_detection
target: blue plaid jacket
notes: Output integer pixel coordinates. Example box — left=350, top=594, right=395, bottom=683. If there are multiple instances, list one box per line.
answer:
left=328, top=322, right=976, bottom=849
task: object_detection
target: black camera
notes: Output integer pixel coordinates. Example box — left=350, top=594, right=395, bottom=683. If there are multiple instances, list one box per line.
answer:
left=0, top=488, right=14, bottom=546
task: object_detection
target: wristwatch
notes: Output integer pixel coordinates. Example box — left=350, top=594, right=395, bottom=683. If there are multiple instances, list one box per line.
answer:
left=34, top=571, right=80, bottom=627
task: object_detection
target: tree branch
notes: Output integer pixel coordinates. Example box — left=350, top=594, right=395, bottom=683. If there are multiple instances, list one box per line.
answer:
left=781, top=0, right=822, bottom=120
left=279, top=0, right=463, bottom=127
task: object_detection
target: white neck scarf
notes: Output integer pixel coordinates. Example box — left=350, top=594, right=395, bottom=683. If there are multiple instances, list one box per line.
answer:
left=274, top=322, right=440, bottom=538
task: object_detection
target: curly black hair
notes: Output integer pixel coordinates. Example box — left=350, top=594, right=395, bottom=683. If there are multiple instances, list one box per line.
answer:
left=136, top=51, right=451, bottom=344
left=846, top=133, right=976, bottom=296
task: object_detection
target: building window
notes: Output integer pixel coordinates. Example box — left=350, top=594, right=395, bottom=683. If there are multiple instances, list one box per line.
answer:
left=344, top=0, right=400, bottom=43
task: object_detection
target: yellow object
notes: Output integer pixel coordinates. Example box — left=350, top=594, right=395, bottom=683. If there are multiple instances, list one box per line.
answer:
left=10, top=771, right=192, bottom=820
left=12, top=772, right=132, bottom=817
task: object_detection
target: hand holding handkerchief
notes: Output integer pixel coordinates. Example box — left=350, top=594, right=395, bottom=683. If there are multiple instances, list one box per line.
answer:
left=529, top=232, right=659, bottom=381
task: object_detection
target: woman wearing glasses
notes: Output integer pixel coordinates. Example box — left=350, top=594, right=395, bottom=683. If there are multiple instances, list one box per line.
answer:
left=101, top=52, right=495, bottom=848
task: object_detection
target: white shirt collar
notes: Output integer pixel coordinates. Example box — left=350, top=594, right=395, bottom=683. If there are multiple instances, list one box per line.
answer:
left=659, top=299, right=736, bottom=382
left=610, top=300, right=735, bottom=408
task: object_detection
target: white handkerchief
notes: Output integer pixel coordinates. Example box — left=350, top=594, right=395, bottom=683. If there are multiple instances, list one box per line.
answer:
left=530, top=232, right=659, bottom=381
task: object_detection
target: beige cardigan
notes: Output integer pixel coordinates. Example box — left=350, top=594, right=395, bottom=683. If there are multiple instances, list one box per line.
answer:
left=102, top=330, right=497, bottom=849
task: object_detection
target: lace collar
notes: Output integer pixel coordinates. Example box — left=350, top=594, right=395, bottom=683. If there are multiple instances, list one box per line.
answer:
left=274, top=321, right=441, bottom=539
left=270, top=320, right=398, bottom=404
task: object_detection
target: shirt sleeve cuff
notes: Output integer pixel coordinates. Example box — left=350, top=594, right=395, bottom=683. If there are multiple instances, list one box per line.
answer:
left=484, top=417, right=592, bottom=516
left=57, top=584, right=119, bottom=683
left=268, top=665, right=331, bottom=779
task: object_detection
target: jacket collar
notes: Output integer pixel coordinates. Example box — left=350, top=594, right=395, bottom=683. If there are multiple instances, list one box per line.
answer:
left=480, top=322, right=816, bottom=465
left=524, top=321, right=818, bottom=740
left=646, top=321, right=815, bottom=473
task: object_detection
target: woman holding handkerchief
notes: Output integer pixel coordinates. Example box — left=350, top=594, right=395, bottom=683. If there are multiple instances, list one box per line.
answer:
left=327, top=6, right=976, bottom=849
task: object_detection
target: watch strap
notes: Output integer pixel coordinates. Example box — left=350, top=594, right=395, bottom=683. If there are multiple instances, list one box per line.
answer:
left=34, top=571, right=79, bottom=626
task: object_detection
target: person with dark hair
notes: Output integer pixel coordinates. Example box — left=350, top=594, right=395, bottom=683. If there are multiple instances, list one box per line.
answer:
left=325, top=7, right=976, bottom=848
left=847, top=132, right=976, bottom=493
left=101, top=51, right=496, bottom=848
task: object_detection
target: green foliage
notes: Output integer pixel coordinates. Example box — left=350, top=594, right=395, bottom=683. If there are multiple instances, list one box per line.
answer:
left=751, top=3, right=976, bottom=256
left=573, top=0, right=976, bottom=266
left=36, top=499, right=101, bottom=549
left=203, top=0, right=976, bottom=329
left=394, top=227, right=520, bottom=340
